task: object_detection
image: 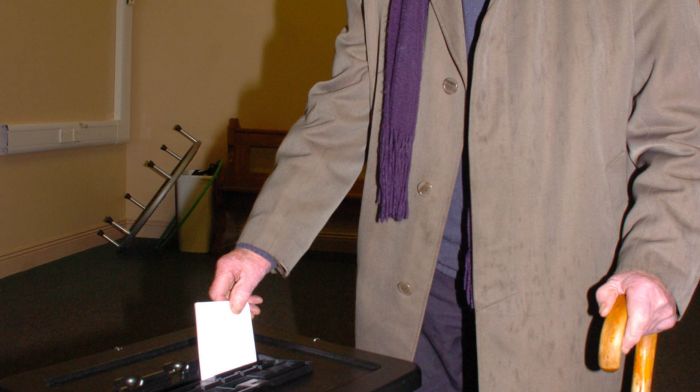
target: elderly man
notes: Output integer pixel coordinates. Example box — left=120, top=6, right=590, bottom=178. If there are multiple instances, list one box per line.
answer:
left=210, top=1, right=700, bottom=390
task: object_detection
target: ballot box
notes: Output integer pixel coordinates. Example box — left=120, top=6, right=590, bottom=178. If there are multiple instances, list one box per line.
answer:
left=0, top=325, right=420, bottom=391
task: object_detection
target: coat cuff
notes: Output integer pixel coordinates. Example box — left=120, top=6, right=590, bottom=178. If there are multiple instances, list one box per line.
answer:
left=235, top=242, right=282, bottom=273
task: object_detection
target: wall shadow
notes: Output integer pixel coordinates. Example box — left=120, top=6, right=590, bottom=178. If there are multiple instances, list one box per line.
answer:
left=229, top=1, right=356, bottom=346
left=236, top=0, right=347, bottom=129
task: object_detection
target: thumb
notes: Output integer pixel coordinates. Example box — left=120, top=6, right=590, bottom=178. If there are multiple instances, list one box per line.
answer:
left=229, top=278, right=257, bottom=314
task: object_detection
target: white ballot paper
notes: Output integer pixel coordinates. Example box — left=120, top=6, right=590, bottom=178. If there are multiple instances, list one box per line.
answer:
left=194, top=301, right=257, bottom=380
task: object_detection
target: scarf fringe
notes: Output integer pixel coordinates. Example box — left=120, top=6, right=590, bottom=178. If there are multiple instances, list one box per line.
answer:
left=376, top=0, right=430, bottom=222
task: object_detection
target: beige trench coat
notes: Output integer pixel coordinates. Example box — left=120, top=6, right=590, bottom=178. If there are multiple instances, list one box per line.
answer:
left=238, top=0, right=700, bottom=390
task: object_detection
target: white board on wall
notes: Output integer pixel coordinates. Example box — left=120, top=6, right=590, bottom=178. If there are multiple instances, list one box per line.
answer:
left=0, top=0, right=133, bottom=155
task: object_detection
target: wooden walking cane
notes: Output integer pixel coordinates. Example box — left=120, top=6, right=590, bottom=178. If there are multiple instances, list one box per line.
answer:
left=599, top=295, right=658, bottom=392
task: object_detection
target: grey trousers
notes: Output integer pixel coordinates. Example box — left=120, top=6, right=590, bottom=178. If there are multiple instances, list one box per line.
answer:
left=413, top=269, right=478, bottom=391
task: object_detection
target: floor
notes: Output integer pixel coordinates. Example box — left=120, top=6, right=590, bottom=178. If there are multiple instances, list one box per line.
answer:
left=0, top=239, right=697, bottom=391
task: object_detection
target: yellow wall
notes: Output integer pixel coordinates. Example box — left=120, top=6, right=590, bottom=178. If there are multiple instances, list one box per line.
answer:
left=126, top=0, right=346, bottom=226
left=0, top=0, right=115, bottom=123
left=0, top=147, right=126, bottom=254
left=0, top=0, right=125, bottom=257
left=0, top=1, right=345, bottom=265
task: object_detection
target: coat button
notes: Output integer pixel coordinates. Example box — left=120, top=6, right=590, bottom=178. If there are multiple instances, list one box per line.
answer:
left=417, top=181, right=432, bottom=196
left=397, top=281, right=413, bottom=296
left=442, top=77, right=459, bottom=94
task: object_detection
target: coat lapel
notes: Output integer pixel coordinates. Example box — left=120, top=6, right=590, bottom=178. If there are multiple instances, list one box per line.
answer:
left=429, top=0, right=468, bottom=86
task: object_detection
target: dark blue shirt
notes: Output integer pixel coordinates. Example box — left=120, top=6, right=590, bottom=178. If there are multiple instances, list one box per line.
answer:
left=436, top=0, right=486, bottom=278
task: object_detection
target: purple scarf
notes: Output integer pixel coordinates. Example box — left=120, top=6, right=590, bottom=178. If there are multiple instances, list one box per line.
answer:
left=377, top=0, right=430, bottom=222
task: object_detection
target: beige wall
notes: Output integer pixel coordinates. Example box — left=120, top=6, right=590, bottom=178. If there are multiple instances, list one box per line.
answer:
left=0, top=0, right=116, bottom=123
left=0, top=0, right=345, bottom=272
left=127, top=0, right=346, bottom=227
left=0, top=1, right=126, bottom=263
left=0, top=146, right=126, bottom=253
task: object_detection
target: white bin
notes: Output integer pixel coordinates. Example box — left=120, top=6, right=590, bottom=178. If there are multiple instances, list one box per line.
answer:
left=175, top=171, right=213, bottom=253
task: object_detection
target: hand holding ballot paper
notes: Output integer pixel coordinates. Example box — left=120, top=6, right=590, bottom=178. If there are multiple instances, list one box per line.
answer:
left=209, top=247, right=272, bottom=317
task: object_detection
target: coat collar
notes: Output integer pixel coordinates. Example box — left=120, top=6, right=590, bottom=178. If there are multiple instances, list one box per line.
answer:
left=429, top=0, right=468, bottom=86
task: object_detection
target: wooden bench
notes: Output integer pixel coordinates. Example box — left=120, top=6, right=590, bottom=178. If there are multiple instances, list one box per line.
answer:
left=222, top=118, right=362, bottom=253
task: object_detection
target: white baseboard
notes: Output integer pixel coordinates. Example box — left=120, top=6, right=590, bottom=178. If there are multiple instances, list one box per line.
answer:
left=0, top=219, right=171, bottom=279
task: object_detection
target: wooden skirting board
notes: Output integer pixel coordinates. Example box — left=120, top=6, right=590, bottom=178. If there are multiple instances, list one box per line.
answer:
left=0, top=219, right=169, bottom=279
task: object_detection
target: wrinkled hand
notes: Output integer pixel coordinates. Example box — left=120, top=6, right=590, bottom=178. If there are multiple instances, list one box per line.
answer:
left=209, top=248, right=272, bottom=318
left=596, top=270, right=678, bottom=354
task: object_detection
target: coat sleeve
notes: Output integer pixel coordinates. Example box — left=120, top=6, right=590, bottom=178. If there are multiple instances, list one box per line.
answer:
left=617, top=0, right=700, bottom=314
left=237, top=0, right=371, bottom=275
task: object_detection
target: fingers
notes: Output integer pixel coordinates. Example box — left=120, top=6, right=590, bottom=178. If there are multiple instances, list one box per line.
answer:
left=209, top=270, right=235, bottom=301
left=621, top=291, right=676, bottom=353
left=651, top=311, right=678, bottom=331
left=249, top=296, right=263, bottom=318
left=248, top=295, right=263, bottom=305
left=229, top=276, right=258, bottom=313
left=599, top=270, right=678, bottom=354
left=208, top=247, right=273, bottom=314
left=621, top=296, right=651, bottom=354
left=596, top=282, right=623, bottom=317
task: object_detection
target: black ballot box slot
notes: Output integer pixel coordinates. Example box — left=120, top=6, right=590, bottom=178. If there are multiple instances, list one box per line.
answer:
left=110, top=355, right=313, bottom=392
left=46, top=337, right=197, bottom=388
left=254, top=334, right=379, bottom=371
left=0, top=326, right=420, bottom=392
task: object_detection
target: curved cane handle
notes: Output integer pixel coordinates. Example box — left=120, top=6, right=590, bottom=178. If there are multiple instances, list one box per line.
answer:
left=598, top=295, right=658, bottom=392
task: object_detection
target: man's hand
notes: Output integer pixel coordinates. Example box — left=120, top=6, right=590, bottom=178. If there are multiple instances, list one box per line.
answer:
left=209, top=248, right=272, bottom=317
left=596, top=270, right=678, bottom=354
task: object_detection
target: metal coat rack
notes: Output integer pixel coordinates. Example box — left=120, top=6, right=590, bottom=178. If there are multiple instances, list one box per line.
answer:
left=98, top=125, right=200, bottom=249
